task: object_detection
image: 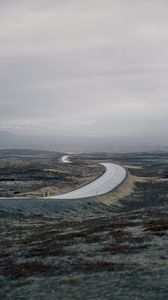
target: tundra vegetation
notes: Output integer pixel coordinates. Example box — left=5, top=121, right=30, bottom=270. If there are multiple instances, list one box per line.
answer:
left=0, top=151, right=167, bottom=300
left=0, top=150, right=104, bottom=197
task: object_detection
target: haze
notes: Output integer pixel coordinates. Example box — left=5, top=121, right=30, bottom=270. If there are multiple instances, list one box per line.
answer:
left=0, top=0, right=168, bottom=144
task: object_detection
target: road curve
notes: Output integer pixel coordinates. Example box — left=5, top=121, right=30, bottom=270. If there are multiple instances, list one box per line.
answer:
left=61, top=155, right=71, bottom=163
left=49, top=163, right=126, bottom=199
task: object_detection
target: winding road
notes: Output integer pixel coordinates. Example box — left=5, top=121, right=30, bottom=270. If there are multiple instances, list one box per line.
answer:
left=50, top=157, right=126, bottom=199
left=61, top=155, right=71, bottom=163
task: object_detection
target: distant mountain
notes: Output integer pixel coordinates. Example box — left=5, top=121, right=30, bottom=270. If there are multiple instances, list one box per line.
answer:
left=0, top=131, right=167, bottom=152
left=0, top=131, right=32, bottom=148
left=0, top=131, right=17, bottom=144
left=0, top=131, right=16, bottom=137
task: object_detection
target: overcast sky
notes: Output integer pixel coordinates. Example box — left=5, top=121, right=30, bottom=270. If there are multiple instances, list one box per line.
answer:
left=0, top=0, right=168, bottom=139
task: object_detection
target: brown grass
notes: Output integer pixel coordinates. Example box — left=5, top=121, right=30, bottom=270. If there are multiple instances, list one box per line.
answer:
left=72, top=261, right=124, bottom=273
left=97, top=171, right=167, bottom=206
left=0, top=260, right=55, bottom=278
left=96, top=173, right=135, bottom=206
left=144, top=219, right=168, bottom=232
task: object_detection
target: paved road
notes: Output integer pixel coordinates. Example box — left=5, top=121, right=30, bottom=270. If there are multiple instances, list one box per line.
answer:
left=61, top=155, right=71, bottom=163
left=50, top=162, right=126, bottom=199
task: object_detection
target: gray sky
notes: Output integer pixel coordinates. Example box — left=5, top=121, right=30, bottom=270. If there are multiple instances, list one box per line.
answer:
left=0, top=0, right=168, bottom=139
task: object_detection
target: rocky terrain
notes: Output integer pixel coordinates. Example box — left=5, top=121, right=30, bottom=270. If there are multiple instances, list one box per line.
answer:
left=0, top=151, right=168, bottom=300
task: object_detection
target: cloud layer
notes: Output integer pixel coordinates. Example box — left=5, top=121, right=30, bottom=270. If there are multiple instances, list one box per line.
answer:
left=0, top=0, right=168, bottom=138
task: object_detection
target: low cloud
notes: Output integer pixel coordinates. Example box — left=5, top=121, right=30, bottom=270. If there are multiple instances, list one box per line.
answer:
left=0, top=0, right=168, bottom=140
